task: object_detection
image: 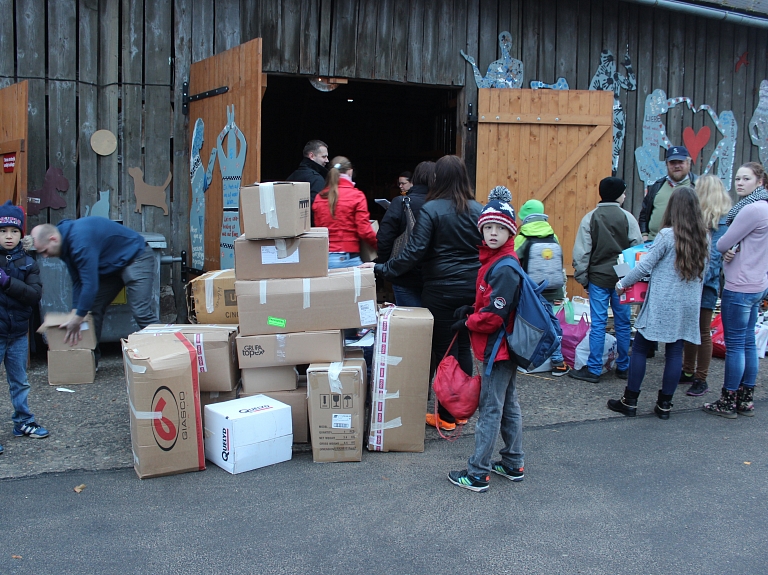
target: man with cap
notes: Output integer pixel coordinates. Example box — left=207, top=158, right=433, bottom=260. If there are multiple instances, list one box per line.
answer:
left=570, top=177, right=643, bottom=383
left=0, top=201, right=48, bottom=449
left=31, top=217, right=159, bottom=359
left=639, top=145, right=696, bottom=242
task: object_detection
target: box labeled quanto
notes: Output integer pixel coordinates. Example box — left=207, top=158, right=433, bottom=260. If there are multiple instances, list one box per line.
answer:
left=234, top=228, right=329, bottom=280
left=236, top=267, right=377, bottom=336
left=368, top=306, right=434, bottom=452
left=241, top=365, right=298, bottom=394
left=240, top=181, right=311, bottom=239
left=122, top=332, right=205, bottom=479
left=236, top=330, right=344, bottom=368
left=307, top=359, right=367, bottom=462
left=138, top=324, right=239, bottom=392
left=241, top=388, right=310, bottom=444
left=186, top=269, right=238, bottom=324
left=47, top=349, right=96, bottom=385
left=38, top=312, right=98, bottom=350
left=204, top=394, right=292, bottom=474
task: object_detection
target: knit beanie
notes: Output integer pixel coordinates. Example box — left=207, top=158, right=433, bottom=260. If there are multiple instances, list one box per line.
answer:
left=518, top=199, right=545, bottom=222
left=478, top=186, right=517, bottom=236
left=599, top=177, right=626, bottom=203
left=0, top=200, right=24, bottom=232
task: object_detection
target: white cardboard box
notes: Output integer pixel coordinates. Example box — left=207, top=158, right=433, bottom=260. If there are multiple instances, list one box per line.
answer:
left=204, top=395, right=292, bottom=474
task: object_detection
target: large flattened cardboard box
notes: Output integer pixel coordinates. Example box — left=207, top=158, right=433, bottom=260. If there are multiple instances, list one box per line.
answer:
left=234, top=228, right=329, bottom=280
left=47, top=350, right=96, bottom=385
left=123, top=332, right=205, bottom=479
left=307, top=359, right=367, bottom=463
left=242, top=388, right=310, bottom=444
left=237, top=330, right=344, bottom=368
left=38, top=312, right=98, bottom=350
left=138, top=324, right=239, bottom=392
left=241, top=365, right=298, bottom=394
left=187, top=269, right=238, bottom=324
left=241, top=181, right=311, bottom=239
left=236, top=267, right=377, bottom=336
left=204, top=395, right=292, bottom=474
left=368, top=306, right=434, bottom=453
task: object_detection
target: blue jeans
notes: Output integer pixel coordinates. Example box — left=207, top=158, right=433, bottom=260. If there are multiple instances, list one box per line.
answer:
left=627, top=332, right=683, bottom=395
left=546, top=301, right=564, bottom=364
left=588, top=283, right=631, bottom=375
left=328, top=252, right=362, bottom=269
left=468, top=360, right=524, bottom=477
left=0, top=335, right=34, bottom=426
left=721, top=288, right=766, bottom=391
left=392, top=285, right=422, bottom=307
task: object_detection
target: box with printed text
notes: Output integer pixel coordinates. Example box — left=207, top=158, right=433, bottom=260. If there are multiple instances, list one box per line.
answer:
left=236, top=330, right=344, bottom=368
left=186, top=269, right=238, bottom=324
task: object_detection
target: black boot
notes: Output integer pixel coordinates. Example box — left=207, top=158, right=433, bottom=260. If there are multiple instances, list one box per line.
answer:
left=736, top=385, right=755, bottom=417
left=607, top=388, right=640, bottom=417
left=654, top=391, right=674, bottom=420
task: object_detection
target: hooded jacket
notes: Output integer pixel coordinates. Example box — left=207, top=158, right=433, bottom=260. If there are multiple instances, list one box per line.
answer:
left=287, top=158, right=329, bottom=205
left=0, top=244, right=42, bottom=340
left=312, top=176, right=377, bottom=254
left=466, top=240, right=521, bottom=363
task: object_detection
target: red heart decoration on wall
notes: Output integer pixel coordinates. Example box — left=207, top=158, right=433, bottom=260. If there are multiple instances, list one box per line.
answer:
left=682, top=126, right=711, bottom=164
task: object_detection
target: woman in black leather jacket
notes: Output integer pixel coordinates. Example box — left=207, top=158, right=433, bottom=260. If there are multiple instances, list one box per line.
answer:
left=376, top=161, right=435, bottom=306
left=368, top=155, right=483, bottom=430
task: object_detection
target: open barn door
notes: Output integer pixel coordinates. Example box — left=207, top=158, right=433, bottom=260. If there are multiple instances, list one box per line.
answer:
left=187, top=38, right=264, bottom=271
left=0, top=81, right=28, bottom=212
left=475, top=89, right=613, bottom=297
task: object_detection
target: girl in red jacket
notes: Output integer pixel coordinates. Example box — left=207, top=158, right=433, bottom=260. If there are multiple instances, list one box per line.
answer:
left=448, top=188, right=525, bottom=492
left=313, top=156, right=377, bottom=269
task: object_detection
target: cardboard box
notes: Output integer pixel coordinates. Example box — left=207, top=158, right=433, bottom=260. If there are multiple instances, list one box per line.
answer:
left=241, top=181, right=311, bottom=239
left=204, top=395, right=292, bottom=474
left=344, top=347, right=365, bottom=360
left=234, top=228, right=329, bottom=281
left=619, top=281, right=649, bottom=305
left=368, top=306, right=434, bottom=452
left=123, top=332, right=205, bottom=479
left=187, top=269, right=238, bottom=324
left=236, top=330, right=344, bottom=368
left=242, top=388, right=310, bottom=444
left=47, top=349, right=96, bottom=385
left=38, top=312, right=98, bottom=350
left=241, top=365, right=298, bottom=394
left=138, top=324, right=239, bottom=392
left=307, top=359, right=367, bottom=463
left=200, top=389, right=239, bottom=428
left=360, top=220, right=379, bottom=262
left=236, top=267, right=377, bottom=336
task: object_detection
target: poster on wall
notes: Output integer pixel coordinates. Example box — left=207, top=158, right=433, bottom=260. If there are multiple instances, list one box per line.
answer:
left=460, top=32, right=523, bottom=89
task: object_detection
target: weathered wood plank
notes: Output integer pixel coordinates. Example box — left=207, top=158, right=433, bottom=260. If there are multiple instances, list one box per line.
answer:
left=319, top=0, right=333, bottom=76
left=121, top=0, right=144, bottom=231
left=666, top=17, right=685, bottom=155
left=406, top=0, right=424, bottom=83
left=333, top=0, right=358, bottom=77
left=192, top=0, right=214, bottom=63
left=575, top=0, right=592, bottom=90
left=390, top=0, right=409, bottom=82
left=299, top=0, right=320, bottom=75
left=78, top=0, right=99, bottom=219
left=521, top=0, right=540, bottom=88
left=0, top=0, right=14, bottom=88
left=281, top=0, right=301, bottom=73
left=556, top=0, right=577, bottom=87
left=435, top=0, right=453, bottom=85
left=374, top=0, right=394, bottom=80
left=618, top=0, right=638, bottom=181
left=628, top=4, right=653, bottom=215
left=421, top=0, right=438, bottom=85
left=478, top=0, right=497, bottom=75
left=460, top=0, right=480, bottom=181
left=240, top=0, right=260, bottom=42
left=702, top=17, right=721, bottom=178
left=730, top=23, right=748, bottom=177
left=98, top=0, right=119, bottom=220
left=356, top=0, right=377, bottom=79
left=215, top=0, right=240, bottom=53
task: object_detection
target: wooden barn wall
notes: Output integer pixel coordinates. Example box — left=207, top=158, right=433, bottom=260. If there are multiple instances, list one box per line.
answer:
left=2, top=0, right=767, bottom=320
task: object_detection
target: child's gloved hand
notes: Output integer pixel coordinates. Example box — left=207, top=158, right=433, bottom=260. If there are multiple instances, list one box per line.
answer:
left=451, top=318, right=468, bottom=333
left=0, top=268, right=9, bottom=288
left=453, top=305, right=474, bottom=319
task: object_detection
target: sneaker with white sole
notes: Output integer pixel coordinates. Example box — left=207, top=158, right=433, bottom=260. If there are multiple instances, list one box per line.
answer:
left=13, top=422, right=49, bottom=439
left=550, top=361, right=570, bottom=377
left=447, top=469, right=489, bottom=492
left=491, top=461, right=525, bottom=481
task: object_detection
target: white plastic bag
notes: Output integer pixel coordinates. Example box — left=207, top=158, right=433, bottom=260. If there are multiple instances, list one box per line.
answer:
left=756, top=323, right=768, bottom=359
left=574, top=329, right=617, bottom=374
left=571, top=296, right=590, bottom=322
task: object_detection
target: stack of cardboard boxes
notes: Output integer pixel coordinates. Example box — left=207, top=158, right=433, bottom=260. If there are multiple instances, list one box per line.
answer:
left=234, top=182, right=377, bottom=462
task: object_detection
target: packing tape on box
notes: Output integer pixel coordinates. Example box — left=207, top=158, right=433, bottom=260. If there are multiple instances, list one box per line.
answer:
left=274, top=238, right=288, bottom=258
left=205, top=270, right=227, bottom=313
left=275, top=334, right=286, bottom=362
left=328, top=361, right=344, bottom=393
left=259, top=280, right=267, bottom=304
left=124, top=357, right=147, bottom=374
left=303, top=278, right=311, bottom=309
left=259, top=182, right=279, bottom=228
left=193, top=333, right=207, bottom=373
left=382, top=355, right=402, bottom=366
left=354, top=267, right=361, bottom=301
left=369, top=306, right=396, bottom=450
left=129, top=398, right=161, bottom=420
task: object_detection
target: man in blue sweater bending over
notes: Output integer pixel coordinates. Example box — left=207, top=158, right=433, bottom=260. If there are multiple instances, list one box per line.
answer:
left=31, top=218, right=158, bottom=357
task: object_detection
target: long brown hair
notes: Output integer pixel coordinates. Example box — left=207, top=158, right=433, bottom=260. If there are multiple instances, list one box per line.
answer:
left=695, top=175, right=732, bottom=230
left=322, top=156, right=352, bottom=218
left=426, top=155, right=475, bottom=213
left=659, top=186, right=709, bottom=281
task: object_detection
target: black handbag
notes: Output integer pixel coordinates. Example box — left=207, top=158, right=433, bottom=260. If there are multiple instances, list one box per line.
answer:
left=391, top=196, right=416, bottom=258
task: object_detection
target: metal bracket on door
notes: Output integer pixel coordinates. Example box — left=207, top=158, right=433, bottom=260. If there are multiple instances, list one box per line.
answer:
left=465, top=102, right=477, bottom=132
left=182, top=82, right=230, bottom=115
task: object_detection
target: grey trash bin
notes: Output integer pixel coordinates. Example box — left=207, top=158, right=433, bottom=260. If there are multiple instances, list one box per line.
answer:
left=37, top=232, right=165, bottom=342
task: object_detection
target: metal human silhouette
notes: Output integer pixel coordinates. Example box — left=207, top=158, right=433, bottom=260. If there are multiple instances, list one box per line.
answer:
left=189, top=118, right=217, bottom=270
left=749, top=80, right=768, bottom=165
left=215, top=105, right=247, bottom=269
left=461, top=32, right=523, bottom=89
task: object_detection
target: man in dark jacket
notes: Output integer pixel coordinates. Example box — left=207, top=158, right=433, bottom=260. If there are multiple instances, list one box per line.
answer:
left=638, top=145, right=696, bottom=241
left=286, top=140, right=329, bottom=205
left=31, top=218, right=158, bottom=351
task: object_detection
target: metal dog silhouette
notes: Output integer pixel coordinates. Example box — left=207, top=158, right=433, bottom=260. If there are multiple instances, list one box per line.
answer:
left=128, top=167, right=171, bottom=215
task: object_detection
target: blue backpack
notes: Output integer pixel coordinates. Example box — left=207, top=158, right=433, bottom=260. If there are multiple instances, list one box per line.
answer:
left=486, top=257, right=563, bottom=374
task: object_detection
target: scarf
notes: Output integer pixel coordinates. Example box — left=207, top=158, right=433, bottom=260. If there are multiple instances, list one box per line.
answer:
left=726, top=185, right=768, bottom=225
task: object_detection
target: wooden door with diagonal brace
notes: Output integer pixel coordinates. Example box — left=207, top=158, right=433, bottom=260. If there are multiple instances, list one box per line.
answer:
left=475, top=89, right=613, bottom=297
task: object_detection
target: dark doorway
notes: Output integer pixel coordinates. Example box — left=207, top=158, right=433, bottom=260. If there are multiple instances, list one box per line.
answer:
left=260, top=75, right=457, bottom=219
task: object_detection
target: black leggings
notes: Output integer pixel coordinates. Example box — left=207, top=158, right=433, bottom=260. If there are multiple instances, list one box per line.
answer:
left=422, top=284, right=476, bottom=423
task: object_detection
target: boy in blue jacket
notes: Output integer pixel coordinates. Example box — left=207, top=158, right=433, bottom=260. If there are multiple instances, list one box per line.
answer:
left=448, top=189, right=524, bottom=492
left=0, top=201, right=48, bottom=454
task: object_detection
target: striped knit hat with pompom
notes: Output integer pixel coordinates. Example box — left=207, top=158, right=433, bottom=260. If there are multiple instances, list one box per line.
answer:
left=477, top=186, right=517, bottom=236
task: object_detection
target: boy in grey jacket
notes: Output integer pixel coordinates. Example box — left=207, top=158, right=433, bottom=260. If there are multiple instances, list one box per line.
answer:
left=570, top=177, right=643, bottom=383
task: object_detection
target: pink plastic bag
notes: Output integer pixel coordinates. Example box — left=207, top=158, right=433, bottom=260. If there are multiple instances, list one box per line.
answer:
left=557, top=308, right=590, bottom=368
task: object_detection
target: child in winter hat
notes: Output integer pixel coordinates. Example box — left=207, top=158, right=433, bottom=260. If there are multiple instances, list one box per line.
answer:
left=477, top=186, right=517, bottom=236
left=0, top=200, right=25, bottom=234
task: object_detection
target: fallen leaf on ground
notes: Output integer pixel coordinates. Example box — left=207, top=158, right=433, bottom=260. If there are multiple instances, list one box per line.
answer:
left=74, top=484, right=87, bottom=493
left=12, top=555, right=22, bottom=559
left=744, top=462, right=751, bottom=465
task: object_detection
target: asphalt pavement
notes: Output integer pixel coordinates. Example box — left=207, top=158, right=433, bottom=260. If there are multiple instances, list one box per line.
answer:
left=0, top=344, right=766, bottom=573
